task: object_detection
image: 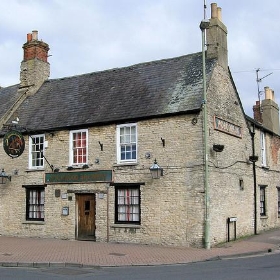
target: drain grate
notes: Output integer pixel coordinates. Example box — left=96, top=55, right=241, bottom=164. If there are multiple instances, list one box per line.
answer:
left=2, top=253, right=12, bottom=256
left=109, top=252, right=126, bottom=257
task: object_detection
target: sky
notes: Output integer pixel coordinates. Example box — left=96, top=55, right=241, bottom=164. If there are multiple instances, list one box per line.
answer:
left=0, top=0, right=279, bottom=117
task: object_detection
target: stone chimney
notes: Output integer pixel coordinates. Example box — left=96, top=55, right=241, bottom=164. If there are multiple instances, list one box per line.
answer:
left=206, top=3, right=228, bottom=69
left=261, top=86, right=280, bottom=134
left=20, top=30, right=50, bottom=91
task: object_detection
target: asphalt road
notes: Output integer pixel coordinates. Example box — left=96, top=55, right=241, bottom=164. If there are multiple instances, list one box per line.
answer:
left=0, top=251, right=279, bottom=280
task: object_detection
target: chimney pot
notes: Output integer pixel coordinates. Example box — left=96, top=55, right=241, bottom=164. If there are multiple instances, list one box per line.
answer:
left=217, top=7, right=222, bottom=21
left=265, top=86, right=275, bottom=101
left=27, top=33, right=32, bottom=42
left=32, top=30, right=38, bottom=41
left=211, top=3, right=218, bottom=19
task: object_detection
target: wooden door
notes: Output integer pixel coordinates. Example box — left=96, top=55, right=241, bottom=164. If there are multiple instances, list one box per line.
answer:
left=77, top=194, right=96, bottom=240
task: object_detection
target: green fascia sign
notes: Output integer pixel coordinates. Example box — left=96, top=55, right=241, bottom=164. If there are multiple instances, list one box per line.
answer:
left=45, top=170, right=112, bottom=184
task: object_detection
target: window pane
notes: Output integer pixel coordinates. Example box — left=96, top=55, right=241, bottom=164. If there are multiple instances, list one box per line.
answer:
left=131, top=126, right=136, bottom=142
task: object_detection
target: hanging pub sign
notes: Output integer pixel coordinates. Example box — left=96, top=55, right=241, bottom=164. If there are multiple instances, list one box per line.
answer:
left=3, top=130, right=25, bottom=158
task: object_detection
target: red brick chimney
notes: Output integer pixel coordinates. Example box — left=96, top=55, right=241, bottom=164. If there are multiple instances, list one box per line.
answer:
left=253, top=100, right=263, bottom=123
left=20, top=30, right=50, bottom=90
left=23, top=30, right=49, bottom=62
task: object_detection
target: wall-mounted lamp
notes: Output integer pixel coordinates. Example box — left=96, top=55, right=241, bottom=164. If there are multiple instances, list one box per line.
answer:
left=0, top=169, right=11, bottom=184
left=213, top=144, right=224, bottom=152
left=239, top=178, right=244, bottom=191
left=98, top=141, right=103, bottom=151
left=161, top=138, right=165, bottom=147
left=249, top=155, right=258, bottom=163
left=149, top=159, right=163, bottom=179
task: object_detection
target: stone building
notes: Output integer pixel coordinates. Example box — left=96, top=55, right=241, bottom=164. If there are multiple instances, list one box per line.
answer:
left=0, top=3, right=280, bottom=248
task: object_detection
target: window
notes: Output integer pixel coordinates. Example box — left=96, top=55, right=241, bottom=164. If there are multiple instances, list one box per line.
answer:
left=70, top=129, right=88, bottom=165
left=25, top=187, right=45, bottom=221
left=115, top=186, right=140, bottom=224
left=260, top=131, right=267, bottom=167
left=260, top=186, right=266, bottom=216
left=117, top=124, right=137, bottom=163
left=29, top=134, right=45, bottom=169
left=277, top=187, right=280, bottom=216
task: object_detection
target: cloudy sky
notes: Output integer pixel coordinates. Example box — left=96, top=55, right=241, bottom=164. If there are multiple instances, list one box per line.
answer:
left=0, top=0, right=279, bottom=117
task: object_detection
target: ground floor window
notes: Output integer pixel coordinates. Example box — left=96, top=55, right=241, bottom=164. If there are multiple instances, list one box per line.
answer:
left=115, top=185, right=140, bottom=224
left=277, top=187, right=280, bottom=216
left=260, top=185, right=267, bottom=216
left=24, top=186, right=45, bottom=221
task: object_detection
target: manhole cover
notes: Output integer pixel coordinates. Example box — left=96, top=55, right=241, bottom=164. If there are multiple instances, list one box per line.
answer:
left=109, top=252, right=126, bottom=257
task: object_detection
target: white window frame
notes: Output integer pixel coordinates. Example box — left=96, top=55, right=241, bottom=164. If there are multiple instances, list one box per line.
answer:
left=260, top=131, right=267, bottom=167
left=116, top=123, right=137, bottom=164
left=29, top=134, right=45, bottom=169
left=69, top=129, right=88, bottom=166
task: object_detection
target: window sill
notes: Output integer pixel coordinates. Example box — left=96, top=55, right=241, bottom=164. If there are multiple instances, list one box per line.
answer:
left=262, top=166, right=270, bottom=170
left=260, top=215, right=268, bottom=219
left=111, top=224, right=141, bottom=229
left=25, top=168, right=45, bottom=173
left=22, top=221, right=45, bottom=225
left=113, top=163, right=138, bottom=167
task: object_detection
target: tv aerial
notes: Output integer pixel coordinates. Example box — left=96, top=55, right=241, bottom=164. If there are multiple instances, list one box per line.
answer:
left=256, top=68, right=273, bottom=104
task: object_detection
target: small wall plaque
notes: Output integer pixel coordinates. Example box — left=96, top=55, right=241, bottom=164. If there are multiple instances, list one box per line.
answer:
left=55, top=189, right=61, bottom=197
left=61, top=193, right=68, bottom=199
left=62, top=206, right=69, bottom=216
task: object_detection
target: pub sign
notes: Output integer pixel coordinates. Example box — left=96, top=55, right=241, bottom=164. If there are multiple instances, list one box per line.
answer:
left=3, top=130, right=25, bottom=158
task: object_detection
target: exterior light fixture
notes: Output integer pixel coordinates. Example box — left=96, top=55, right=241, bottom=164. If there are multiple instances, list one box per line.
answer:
left=149, top=159, right=163, bottom=179
left=249, top=155, right=258, bottom=163
left=213, top=144, right=224, bottom=152
left=0, top=169, right=11, bottom=184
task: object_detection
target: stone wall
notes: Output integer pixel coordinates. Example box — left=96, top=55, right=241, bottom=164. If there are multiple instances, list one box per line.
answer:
left=0, top=113, right=207, bottom=247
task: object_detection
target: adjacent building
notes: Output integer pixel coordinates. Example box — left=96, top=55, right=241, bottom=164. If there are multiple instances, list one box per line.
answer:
left=0, top=3, right=280, bottom=248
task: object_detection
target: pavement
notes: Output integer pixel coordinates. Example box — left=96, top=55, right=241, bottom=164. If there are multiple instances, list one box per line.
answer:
left=0, top=228, right=280, bottom=268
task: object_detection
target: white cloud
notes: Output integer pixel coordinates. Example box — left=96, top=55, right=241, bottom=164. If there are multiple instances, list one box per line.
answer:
left=0, top=0, right=279, bottom=117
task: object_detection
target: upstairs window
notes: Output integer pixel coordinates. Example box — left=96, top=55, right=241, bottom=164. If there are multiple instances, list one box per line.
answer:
left=117, top=124, right=137, bottom=163
left=29, top=134, right=45, bottom=169
left=69, top=129, right=88, bottom=165
left=260, top=131, right=267, bottom=167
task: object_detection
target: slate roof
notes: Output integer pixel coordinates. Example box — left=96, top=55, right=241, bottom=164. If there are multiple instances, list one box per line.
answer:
left=0, top=52, right=216, bottom=133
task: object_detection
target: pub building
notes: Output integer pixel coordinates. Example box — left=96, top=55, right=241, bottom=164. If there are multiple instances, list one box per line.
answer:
left=1, top=4, right=280, bottom=248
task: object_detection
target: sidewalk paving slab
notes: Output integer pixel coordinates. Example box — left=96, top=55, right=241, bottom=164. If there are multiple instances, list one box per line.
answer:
left=0, top=228, right=279, bottom=267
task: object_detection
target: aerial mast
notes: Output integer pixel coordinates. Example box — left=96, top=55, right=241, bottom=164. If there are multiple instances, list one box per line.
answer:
left=200, top=0, right=210, bottom=250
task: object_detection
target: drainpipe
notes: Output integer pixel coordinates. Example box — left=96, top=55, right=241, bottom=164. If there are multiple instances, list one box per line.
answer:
left=250, top=124, right=258, bottom=235
left=200, top=18, right=210, bottom=249
left=107, top=184, right=110, bottom=242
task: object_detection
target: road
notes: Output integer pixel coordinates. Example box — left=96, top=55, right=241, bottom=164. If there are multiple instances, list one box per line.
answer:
left=0, top=252, right=279, bottom=279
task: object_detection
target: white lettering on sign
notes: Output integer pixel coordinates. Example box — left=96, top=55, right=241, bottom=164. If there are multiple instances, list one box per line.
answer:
left=214, top=116, right=242, bottom=138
